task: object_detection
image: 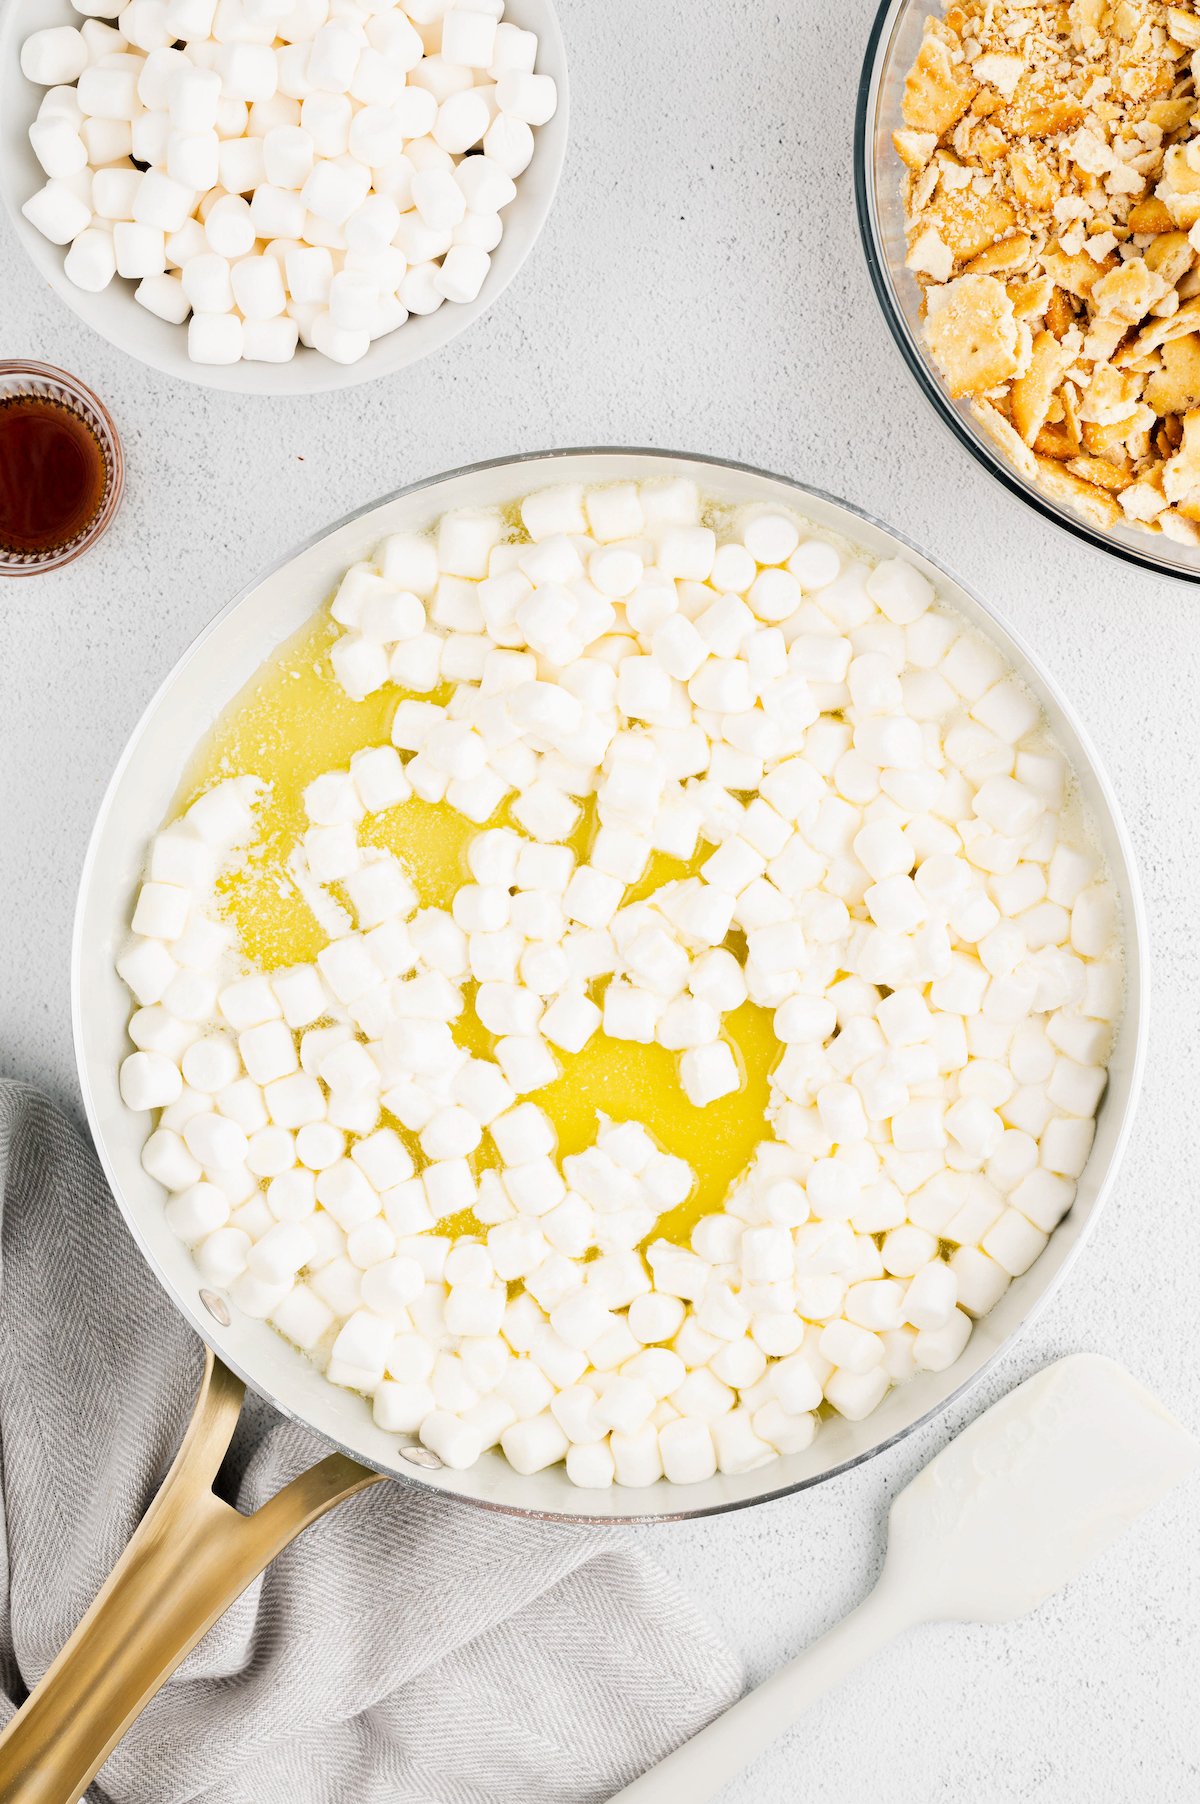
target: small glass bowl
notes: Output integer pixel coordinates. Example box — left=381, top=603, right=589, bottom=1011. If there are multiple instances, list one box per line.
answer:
left=855, top=0, right=1200, bottom=582
left=0, top=360, right=124, bottom=577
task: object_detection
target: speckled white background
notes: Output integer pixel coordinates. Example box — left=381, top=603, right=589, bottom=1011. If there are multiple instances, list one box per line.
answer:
left=2, top=1, right=1198, bottom=1797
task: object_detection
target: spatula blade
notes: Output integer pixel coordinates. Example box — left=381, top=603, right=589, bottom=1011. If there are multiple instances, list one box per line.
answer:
left=885, top=1355, right=1199, bottom=1624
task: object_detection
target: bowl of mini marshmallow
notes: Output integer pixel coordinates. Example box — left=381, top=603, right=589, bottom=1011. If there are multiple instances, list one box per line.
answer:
left=0, top=0, right=567, bottom=393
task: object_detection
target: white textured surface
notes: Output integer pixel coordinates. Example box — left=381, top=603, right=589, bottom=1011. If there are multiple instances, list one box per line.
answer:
left=1, top=2, right=1197, bottom=1799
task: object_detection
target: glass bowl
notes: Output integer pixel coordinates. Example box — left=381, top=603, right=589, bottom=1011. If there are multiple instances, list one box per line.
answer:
left=854, top=0, right=1200, bottom=582
left=0, top=360, right=124, bottom=577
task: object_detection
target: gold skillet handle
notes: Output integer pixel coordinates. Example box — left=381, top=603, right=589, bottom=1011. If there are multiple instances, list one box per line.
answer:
left=0, top=1349, right=385, bottom=1804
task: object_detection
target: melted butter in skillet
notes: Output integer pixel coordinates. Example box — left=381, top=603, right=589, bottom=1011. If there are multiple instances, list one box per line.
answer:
left=176, top=611, right=779, bottom=1246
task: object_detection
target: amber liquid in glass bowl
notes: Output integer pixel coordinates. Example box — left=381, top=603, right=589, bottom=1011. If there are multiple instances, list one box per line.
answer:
left=0, top=394, right=108, bottom=555
left=0, top=363, right=123, bottom=575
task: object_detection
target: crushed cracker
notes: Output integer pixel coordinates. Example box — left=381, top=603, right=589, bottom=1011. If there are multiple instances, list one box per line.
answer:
left=896, top=0, right=1200, bottom=544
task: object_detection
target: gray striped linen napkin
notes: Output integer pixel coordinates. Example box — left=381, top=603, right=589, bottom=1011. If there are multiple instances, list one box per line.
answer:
left=0, top=1082, right=743, bottom=1804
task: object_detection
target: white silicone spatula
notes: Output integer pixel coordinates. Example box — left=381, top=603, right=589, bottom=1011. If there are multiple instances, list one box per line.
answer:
left=609, top=1355, right=1198, bottom=1804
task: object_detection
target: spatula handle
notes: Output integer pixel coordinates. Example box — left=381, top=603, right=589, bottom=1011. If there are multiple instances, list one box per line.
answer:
left=607, top=1573, right=916, bottom=1804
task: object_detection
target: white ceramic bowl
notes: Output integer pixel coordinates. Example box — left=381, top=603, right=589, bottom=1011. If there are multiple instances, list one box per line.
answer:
left=0, top=0, right=568, bottom=395
left=74, top=448, right=1148, bottom=1522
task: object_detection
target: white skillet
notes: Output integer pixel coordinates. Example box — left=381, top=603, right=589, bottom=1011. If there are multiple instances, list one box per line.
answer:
left=71, top=446, right=1151, bottom=1523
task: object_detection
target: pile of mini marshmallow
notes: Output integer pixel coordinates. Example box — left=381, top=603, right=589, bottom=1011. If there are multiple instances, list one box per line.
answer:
left=19, top=0, right=555, bottom=366
left=116, top=476, right=1120, bottom=1487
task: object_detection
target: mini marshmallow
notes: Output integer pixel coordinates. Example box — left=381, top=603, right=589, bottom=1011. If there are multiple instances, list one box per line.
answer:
left=136, top=271, right=190, bottom=323
left=128, top=1006, right=195, bottom=1063
left=483, top=111, right=534, bottom=176
left=271, top=1284, right=334, bottom=1351
left=238, top=1020, right=299, bottom=1086
left=23, top=180, right=92, bottom=246
left=226, top=252, right=286, bottom=321
left=437, top=244, right=491, bottom=304
left=563, top=867, right=624, bottom=931
left=212, top=37, right=277, bottom=105
left=194, top=1224, right=251, bottom=1286
left=327, top=1308, right=393, bottom=1390
left=130, top=112, right=171, bottom=171
left=825, top=1364, right=890, bottom=1421
left=29, top=114, right=88, bottom=180
left=182, top=245, right=238, bottom=313
left=170, top=64, right=222, bottom=131
left=817, top=1317, right=883, bottom=1375
left=1046, top=1057, right=1106, bottom=1119
left=229, top=1270, right=294, bottom=1320
left=245, top=313, right=306, bottom=366
left=490, top=20, right=538, bottom=73
left=311, top=311, right=371, bottom=365
left=163, top=969, right=219, bottom=1024
left=415, top=1414, right=483, bottom=1472
left=657, top=1417, right=716, bottom=1484
left=656, top=995, right=721, bottom=1051
left=119, top=0, right=172, bottom=51
left=299, top=88, right=353, bottom=157
left=433, top=90, right=492, bottom=155
left=911, top=1307, right=973, bottom=1373
left=303, top=155, right=371, bottom=224
left=131, top=168, right=195, bottom=234
left=36, top=84, right=85, bottom=125
left=249, top=1219, right=315, bottom=1285
left=76, top=52, right=142, bottom=121
left=258, top=120, right=315, bottom=191
left=494, top=70, right=557, bottom=127
left=165, top=1182, right=230, bottom=1244
left=1040, top=1115, right=1095, bottom=1179
left=704, top=1405, right=772, bottom=1475
left=248, top=180, right=304, bottom=239
left=22, top=26, right=89, bottom=86
left=501, top=1412, right=569, bottom=1475
left=369, top=1377, right=434, bottom=1433
left=1071, top=886, right=1117, bottom=959
left=62, top=222, right=116, bottom=291
left=441, top=8, right=498, bottom=67
left=623, top=926, right=689, bottom=995
left=680, top=1041, right=739, bottom=1107
left=264, top=1073, right=326, bottom=1129
left=603, top=982, right=661, bottom=1044
left=91, top=167, right=140, bottom=223
left=564, top=1441, right=615, bottom=1489
left=359, top=1250, right=422, bottom=1325
left=418, top=1105, right=482, bottom=1163
left=540, top=991, right=601, bottom=1055
left=181, top=1034, right=240, bottom=1093
left=306, top=21, right=360, bottom=94
left=317, top=262, right=373, bottom=331
left=181, top=1098, right=249, bottom=1165
left=204, top=183, right=258, bottom=259
left=120, top=1050, right=184, bottom=1112
left=864, top=560, right=932, bottom=624
left=981, top=1207, right=1049, bottom=1277
left=164, top=124, right=219, bottom=190
left=117, top=941, right=177, bottom=1008
left=113, top=220, right=168, bottom=279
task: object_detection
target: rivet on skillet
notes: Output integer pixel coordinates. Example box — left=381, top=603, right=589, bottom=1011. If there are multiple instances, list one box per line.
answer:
left=400, top=1445, right=443, bottom=1470
left=199, top=1289, right=232, bottom=1327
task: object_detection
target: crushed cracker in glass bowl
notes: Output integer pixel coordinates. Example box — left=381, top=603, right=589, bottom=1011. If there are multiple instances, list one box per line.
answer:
left=856, top=0, right=1200, bottom=580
